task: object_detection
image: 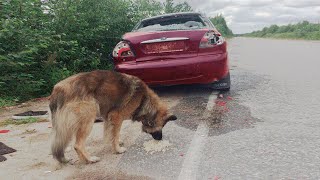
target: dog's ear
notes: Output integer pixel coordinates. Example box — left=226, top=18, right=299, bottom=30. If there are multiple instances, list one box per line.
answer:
left=166, top=114, right=177, bottom=121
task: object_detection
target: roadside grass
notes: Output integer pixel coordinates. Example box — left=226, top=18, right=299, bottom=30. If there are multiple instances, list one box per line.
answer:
left=245, top=32, right=320, bottom=41
left=0, top=97, right=18, bottom=108
left=0, top=117, right=49, bottom=127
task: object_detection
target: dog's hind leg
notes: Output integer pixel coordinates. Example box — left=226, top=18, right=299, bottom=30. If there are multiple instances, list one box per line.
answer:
left=74, top=118, right=100, bottom=164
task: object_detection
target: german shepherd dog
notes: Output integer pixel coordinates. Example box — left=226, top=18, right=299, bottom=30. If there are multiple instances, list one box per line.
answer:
left=49, top=70, right=177, bottom=164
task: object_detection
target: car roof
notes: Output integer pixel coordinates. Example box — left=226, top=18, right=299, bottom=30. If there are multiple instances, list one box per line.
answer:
left=141, top=12, right=204, bottom=22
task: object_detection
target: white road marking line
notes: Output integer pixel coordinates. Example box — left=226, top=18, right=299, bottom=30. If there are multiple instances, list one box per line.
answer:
left=178, top=91, right=218, bottom=180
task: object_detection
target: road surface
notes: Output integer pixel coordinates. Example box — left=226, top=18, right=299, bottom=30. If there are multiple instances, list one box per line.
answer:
left=1, top=37, right=320, bottom=179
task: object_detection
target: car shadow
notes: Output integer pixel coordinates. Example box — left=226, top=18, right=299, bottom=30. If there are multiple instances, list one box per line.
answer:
left=151, top=84, right=214, bottom=98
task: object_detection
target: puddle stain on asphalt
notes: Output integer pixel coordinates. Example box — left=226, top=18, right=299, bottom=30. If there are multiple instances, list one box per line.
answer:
left=206, top=91, right=261, bottom=136
left=170, top=94, right=260, bottom=136
left=153, top=71, right=265, bottom=136
left=168, top=71, right=265, bottom=136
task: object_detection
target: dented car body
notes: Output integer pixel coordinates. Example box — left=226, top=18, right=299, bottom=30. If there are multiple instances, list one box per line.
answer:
left=112, top=12, right=230, bottom=90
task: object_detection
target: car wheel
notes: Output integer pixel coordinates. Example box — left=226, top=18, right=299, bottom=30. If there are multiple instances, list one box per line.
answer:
left=208, top=72, right=231, bottom=91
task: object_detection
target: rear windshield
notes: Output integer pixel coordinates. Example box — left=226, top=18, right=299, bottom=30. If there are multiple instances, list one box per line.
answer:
left=133, top=15, right=208, bottom=32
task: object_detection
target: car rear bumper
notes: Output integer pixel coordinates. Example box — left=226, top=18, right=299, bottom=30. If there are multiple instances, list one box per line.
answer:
left=114, top=53, right=229, bottom=85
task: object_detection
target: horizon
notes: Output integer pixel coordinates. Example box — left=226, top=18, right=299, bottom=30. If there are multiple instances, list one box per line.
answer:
left=164, top=0, right=320, bottom=34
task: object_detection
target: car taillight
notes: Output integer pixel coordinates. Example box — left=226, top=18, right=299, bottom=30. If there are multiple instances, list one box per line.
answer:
left=199, top=31, right=224, bottom=48
left=112, top=41, right=134, bottom=61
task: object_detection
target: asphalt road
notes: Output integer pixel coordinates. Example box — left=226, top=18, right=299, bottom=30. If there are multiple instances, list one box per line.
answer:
left=2, top=37, right=320, bottom=179
left=115, top=37, right=320, bottom=179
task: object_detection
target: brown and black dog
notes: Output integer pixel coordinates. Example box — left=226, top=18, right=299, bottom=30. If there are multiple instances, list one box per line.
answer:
left=49, top=70, right=177, bottom=164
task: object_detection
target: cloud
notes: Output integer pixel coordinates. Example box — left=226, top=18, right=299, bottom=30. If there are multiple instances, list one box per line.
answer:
left=180, top=0, right=320, bottom=33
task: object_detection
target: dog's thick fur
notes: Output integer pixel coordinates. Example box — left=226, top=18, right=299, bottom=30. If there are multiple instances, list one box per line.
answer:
left=49, top=70, right=177, bottom=164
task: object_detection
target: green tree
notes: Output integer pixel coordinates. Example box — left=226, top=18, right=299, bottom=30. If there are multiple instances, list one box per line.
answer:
left=210, top=15, right=233, bottom=37
left=0, top=0, right=53, bottom=99
left=245, top=21, right=320, bottom=40
left=163, top=0, right=192, bottom=13
left=128, top=0, right=163, bottom=23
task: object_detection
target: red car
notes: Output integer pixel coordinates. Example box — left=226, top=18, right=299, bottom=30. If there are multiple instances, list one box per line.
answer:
left=112, top=12, right=230, bottom=90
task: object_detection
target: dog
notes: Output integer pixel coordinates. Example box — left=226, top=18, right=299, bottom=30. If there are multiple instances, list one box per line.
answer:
left=49, top=70, right=177, bottom=164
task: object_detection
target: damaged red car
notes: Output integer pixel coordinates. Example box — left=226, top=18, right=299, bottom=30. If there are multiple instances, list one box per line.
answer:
left=112, top=12, right=230, bottom=90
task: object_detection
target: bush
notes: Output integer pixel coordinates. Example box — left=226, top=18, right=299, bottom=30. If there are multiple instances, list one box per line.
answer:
left=0, top=0, right=234, bottom=104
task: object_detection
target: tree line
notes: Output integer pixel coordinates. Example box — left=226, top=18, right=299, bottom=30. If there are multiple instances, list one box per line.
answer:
left=0, top=0, right=233, bottom=106
left=244, top=21, right=320, bottom=40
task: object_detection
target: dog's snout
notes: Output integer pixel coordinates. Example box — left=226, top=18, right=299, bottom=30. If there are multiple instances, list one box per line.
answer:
left=150, top=131, right=162, bottom=140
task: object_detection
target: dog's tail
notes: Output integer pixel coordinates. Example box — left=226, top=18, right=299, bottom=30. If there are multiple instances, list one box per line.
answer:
left=50, top=105, right=75, bottom=163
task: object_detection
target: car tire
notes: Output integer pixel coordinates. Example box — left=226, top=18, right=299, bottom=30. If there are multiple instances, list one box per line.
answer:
left=208, top=72, right=231, bottom=91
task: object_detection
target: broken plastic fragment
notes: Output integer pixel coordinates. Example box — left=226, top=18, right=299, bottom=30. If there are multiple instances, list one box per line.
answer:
left=215, top=100, right=227, bottom=107
left=0, top=130, right=10, bottom=134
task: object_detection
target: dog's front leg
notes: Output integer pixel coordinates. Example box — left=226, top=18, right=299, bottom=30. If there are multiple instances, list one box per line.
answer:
left=108, top=113, right=126, bottom=154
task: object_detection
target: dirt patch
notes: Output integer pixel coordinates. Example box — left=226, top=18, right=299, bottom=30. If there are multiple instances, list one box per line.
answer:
left=25, top=161, right=48, bottom=170
left=28, top=133, right=50, bottom=142
left=68, top=169, right=153, bottom=180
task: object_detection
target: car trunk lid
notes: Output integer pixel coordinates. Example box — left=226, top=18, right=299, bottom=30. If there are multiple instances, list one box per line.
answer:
left=123, top=29, right=208, bottom=62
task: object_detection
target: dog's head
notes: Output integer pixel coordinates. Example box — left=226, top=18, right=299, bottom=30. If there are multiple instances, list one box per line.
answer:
left=140, top=107, right=177, bottom=140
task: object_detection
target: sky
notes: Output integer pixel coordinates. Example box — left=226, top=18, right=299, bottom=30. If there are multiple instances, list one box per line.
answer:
left=174, top=0, right=320, bottom=34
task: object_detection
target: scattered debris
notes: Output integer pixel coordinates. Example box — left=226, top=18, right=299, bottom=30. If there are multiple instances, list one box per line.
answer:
left=218, top=94, right=224, bottom=98
left=143, top=140, right=172, bottom=154
left=0, top=130, right=10, bottom=134
left=23, top=129, right=37, bottom=134
left=0, top=142, right=16, bottom=162
left=179, top=153, right=184, bottom=157
left=44, top=170, right=52, bottom=174
left=215, top=100, right=227, bottom=107
left=12, top=111, right=48, bottom=120
left=227, top=96, right=233, bottom=100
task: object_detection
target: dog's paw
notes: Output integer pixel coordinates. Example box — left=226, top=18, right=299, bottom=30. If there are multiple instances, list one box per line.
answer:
left=68, top=159, right=78, bottom=165
left=115, top=147, right=127, bottom=154
left=88, top=156, right=101, bottom=164
left=61, top=157, right=70, bottom=164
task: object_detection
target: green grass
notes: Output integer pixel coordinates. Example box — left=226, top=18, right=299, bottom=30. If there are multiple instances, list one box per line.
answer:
left=0, top=117, right=49, bottom=127
left=0, top=97, right=18, bottom=108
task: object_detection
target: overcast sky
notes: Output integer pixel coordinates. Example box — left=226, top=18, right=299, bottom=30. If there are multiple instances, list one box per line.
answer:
left=176, top=0, right=320, bottom=34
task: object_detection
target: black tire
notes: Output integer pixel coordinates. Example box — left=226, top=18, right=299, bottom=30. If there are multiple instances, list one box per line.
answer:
left=208, top=72, right=231, bottom=91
